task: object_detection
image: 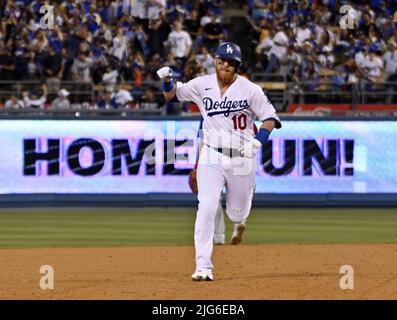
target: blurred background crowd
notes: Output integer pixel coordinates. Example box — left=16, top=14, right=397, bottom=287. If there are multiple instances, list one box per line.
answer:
left=1, top=0, right=397, bottom=113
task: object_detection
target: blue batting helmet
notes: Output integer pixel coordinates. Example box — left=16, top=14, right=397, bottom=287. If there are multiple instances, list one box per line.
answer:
left=215, top=42, right=242, bottom=65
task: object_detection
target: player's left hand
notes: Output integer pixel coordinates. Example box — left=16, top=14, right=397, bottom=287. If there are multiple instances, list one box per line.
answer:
left=238, top=139, right=262, bottom=159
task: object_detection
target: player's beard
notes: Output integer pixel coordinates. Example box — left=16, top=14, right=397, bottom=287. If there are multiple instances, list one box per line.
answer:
left=216, top=67, right=236, bottom=86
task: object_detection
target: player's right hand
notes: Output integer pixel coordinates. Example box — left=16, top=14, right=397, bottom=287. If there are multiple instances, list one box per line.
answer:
left=156, top=67, right=173, bottom=80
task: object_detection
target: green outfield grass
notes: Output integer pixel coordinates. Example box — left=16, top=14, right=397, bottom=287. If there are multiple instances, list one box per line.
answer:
left=0, top=208, right=396, bottom=248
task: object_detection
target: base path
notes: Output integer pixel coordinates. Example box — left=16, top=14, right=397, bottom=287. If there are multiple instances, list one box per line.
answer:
left=0, top=244, right=396, bottom=299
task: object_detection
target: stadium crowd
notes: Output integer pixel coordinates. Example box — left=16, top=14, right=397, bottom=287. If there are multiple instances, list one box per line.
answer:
left=1, top=0, right=397, bottom=113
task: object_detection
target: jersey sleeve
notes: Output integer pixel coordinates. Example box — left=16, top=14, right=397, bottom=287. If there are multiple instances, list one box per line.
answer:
left=175, top=77, right=202, bottom=104
left=250, top=86, right=282, bottom=129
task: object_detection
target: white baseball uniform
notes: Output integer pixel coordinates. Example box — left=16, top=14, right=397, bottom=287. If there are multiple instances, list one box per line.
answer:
left=176, top=73, right=281, bottom=275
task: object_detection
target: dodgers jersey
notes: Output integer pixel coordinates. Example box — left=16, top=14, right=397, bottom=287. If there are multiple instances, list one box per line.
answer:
left=176, top=73, right=281, bottom=149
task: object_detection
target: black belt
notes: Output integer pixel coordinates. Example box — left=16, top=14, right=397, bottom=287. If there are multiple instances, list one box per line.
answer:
left=206, top=144, right=241, bottom=158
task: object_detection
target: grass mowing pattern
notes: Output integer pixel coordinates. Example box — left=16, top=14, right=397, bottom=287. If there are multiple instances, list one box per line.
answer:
left=0, top=208, right=396, bottom=248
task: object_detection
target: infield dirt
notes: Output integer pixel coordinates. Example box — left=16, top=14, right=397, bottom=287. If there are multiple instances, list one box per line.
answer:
left=0, top=244, right=396, bottom=299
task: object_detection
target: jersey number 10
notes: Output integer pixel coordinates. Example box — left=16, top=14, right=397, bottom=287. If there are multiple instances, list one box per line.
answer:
left=232, top=114, right=247, bottom=130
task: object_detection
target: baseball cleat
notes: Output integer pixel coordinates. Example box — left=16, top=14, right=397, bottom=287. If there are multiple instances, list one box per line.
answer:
left=231, top=223, right=246, bottom=245
left=192, top=270, right=213, bottom=281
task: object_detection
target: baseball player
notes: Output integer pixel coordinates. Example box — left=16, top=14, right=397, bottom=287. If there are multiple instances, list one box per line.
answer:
left=158, top=42, right=281, bottom=281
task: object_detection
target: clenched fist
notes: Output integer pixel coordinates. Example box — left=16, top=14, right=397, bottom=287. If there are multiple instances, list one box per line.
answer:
left=156, top=66, right=173, bottom=80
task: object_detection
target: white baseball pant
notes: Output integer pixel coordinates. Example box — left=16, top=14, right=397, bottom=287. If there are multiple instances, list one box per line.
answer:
left=194, top=144, right=256, bottom=272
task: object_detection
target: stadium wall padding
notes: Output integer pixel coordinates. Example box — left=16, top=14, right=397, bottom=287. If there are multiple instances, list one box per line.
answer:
left=0, top=193, right=397, bottom=207
left=0, top=116, right=396, bottom=207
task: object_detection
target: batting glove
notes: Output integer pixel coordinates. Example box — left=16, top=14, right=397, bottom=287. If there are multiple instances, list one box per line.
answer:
left=156, top=66, right=173, bottom=80
left=238, top=138, right=262, bottom=159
